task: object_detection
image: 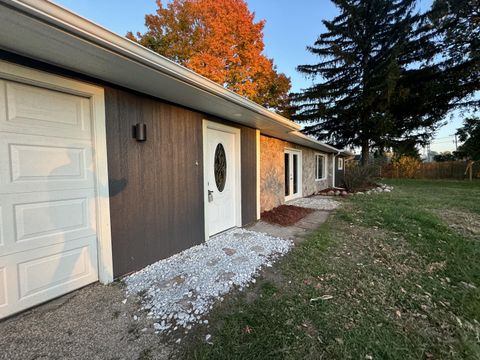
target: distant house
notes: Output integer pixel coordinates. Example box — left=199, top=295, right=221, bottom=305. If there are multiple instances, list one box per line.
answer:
left=0, top=0, right=350, bottom=318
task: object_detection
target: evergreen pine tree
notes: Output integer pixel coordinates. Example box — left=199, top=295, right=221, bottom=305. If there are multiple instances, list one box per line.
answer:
left=377, top=0, right=479, bottom=154
left=292, top=0, right=425, bottom=164
left=429, top=0, right=479, bottom=107
left=455, top=117, right=480, bottom=161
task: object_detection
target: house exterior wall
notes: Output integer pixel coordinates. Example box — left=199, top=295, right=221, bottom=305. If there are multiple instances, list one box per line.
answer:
left=259, top=135, right=285, bottom=212
left=105, top=87, right=207, bottom=277
left=105, top=91, right=258, bottom=277
left=1, top=51, right=336, bottom=278
left=240, top=126, right=258, bottom=225
left=0, top=51, right=258, bottom=277
left=260, top=135, right=332, bottom=212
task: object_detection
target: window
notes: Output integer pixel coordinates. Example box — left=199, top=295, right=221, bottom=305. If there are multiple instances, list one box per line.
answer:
left=214, top=143, right=227, bottom=192
left=315, top=154, right=326, bottom=180
left=338, top=157, right=344, bottom=170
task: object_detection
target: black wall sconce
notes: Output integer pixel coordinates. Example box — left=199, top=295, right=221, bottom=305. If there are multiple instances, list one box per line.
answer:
left=133, top=123, right=147, bottom=142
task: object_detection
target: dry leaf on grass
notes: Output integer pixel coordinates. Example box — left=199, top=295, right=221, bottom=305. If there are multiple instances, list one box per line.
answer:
left=243, top=325, right=253, bottom=334
left=310, top=295, right=333, bottom=302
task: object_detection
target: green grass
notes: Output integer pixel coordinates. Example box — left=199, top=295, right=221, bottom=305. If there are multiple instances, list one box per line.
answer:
left=182, top=180, right=480, bottom=359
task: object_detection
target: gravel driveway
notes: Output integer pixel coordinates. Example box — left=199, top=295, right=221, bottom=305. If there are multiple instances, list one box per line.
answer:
left=0, top=282, right=171, bottom=360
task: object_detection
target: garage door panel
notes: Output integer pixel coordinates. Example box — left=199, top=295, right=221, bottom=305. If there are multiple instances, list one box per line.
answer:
left=0, top=237, right=97, bottom=318
left=17, top=241, right=96, bottom=299
left=0, top=133, right=94, bottom=194
left=0, top=190, right=97, bottom=255
left=0, top=200, right=14, bottom=249
left=0, top=267, right=6, bottom=308
left=0, top=206, right=3, bottom=246
left=16, top=198, right=88, bottom=242
left=10, top=144, right=87, bottom=182
left=0, top=79, right=91, bottom=140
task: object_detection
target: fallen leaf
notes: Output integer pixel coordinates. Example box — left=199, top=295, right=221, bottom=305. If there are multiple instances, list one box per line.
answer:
left=244, top=325, right=253, bottom=334
left=310, top=295, right=333, bottom=302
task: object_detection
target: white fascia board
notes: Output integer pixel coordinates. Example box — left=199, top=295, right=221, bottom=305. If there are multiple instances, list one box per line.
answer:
left=340, top=150, right=355, bottom=157
left=271, top=130, right=343, bottom=154
left=289, top=131, right=342, bottom=153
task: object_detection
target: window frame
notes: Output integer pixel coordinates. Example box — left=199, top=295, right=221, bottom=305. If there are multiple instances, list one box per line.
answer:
left=338, top=157, right=344, bottom=170
left=314, top=153, right=327, bottom=181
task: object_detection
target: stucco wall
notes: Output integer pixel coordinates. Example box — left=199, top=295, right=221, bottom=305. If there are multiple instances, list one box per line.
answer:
left=260, top=135, right=285, bottom=212
left=260, top=135, right=333, bottom=212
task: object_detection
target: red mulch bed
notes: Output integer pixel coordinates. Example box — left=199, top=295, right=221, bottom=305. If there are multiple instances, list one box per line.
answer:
left=261, top=205, right=314, bottom=226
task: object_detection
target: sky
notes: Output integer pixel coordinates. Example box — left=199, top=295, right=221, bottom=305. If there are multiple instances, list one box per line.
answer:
left=53, top=0, right=474, bottom=154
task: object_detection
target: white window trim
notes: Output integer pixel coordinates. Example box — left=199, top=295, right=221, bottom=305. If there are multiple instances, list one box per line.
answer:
left=338, top=157, right=344, bottom=170
left=0, top=60, right=114, bottom=283
left=315, top=153, right=327, bottom=181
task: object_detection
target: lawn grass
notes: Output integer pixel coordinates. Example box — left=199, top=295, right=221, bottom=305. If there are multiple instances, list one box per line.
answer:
left=182, top=180, right=480, bottom=359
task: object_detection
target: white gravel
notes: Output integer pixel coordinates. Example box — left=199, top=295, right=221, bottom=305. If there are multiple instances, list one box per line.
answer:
left=287, top=196, right=340, bottom=211
left=124, top=228, right=292, bottom=333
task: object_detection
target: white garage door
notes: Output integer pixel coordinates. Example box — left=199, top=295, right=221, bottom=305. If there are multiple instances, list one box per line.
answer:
left=0, top=72, right=101, bottom=318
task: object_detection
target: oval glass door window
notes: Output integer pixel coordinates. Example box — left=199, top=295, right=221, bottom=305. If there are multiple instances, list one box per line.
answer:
left=214, top=143, right=227, bottom=192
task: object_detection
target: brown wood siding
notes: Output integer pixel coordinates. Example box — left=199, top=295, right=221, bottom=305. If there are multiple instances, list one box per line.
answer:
left=105, top=87, right=205, bottom=277
left=240, top=126, right=257, bottom=225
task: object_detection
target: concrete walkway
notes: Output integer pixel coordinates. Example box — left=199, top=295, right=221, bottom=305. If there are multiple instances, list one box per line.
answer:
left=248, top=210, right=331, bottom=245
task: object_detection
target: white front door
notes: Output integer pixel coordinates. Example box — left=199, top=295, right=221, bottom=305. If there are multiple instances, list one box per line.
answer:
left=0, top=73, right=101, bottom=318
left=204, top=122, right=241, bottom=237
left=285, top=149, right=302, bottom=201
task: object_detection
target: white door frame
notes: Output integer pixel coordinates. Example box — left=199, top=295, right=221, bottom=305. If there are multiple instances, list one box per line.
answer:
left=284, top=147, right=302, bottom=202
left=0, top=61, right=114, bottom=284
left=202, top=120, right=242, bottom=240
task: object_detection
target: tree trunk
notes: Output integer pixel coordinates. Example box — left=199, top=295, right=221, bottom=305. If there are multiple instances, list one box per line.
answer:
left=361, top=139, right=370, bottom=166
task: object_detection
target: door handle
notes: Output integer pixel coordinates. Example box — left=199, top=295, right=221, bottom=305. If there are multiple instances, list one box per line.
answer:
left=208, top=190, right=213, bottom=202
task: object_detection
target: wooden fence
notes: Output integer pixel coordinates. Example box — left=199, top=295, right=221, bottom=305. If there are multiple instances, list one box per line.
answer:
left=382, top=161, right=480, bottom=180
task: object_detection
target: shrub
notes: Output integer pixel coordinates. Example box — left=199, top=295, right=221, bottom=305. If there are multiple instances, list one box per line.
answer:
left=392, top=156, right=421, bottom=178
left=343, top=163, right=378, bottom=192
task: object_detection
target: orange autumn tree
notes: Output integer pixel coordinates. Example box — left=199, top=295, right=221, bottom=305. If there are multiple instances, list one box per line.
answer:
left=127, top=0, right=291, bottom=115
